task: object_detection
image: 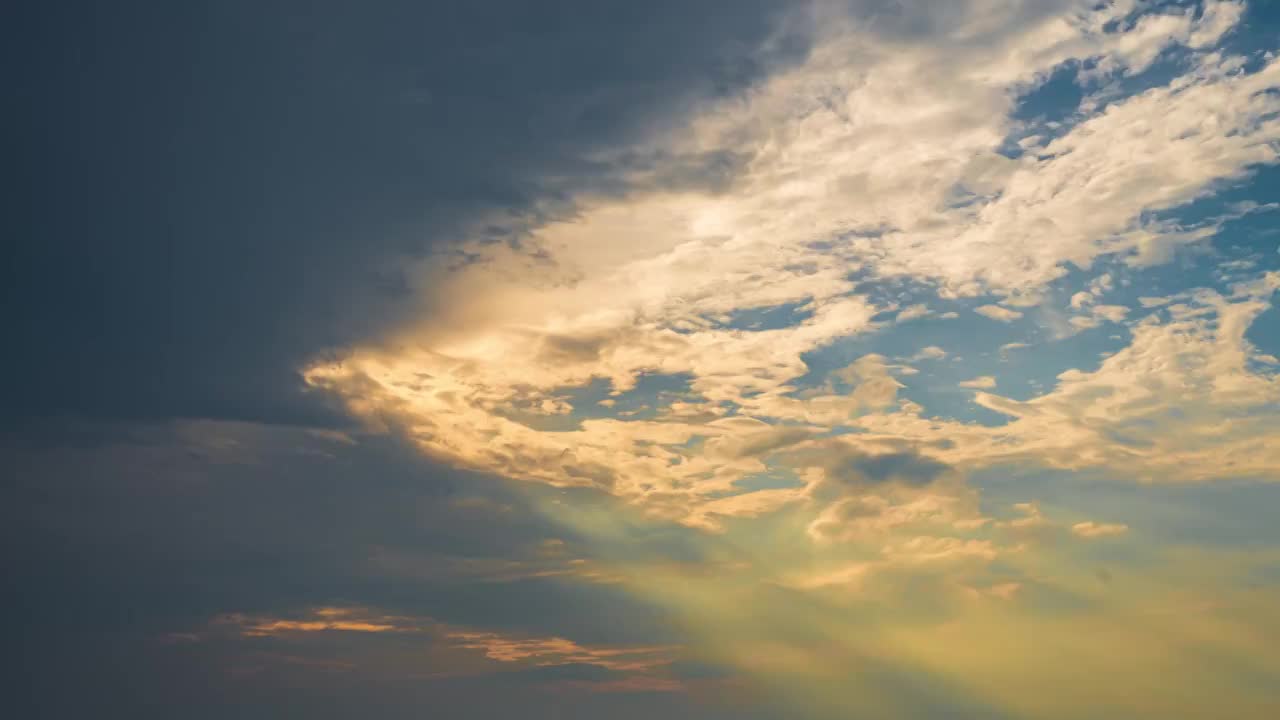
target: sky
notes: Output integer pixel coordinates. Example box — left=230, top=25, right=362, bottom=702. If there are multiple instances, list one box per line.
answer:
left=5, top=1, right=1280, bottom=718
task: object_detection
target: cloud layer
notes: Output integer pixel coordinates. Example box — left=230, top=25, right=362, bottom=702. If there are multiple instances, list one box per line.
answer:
left=10, top=2, right=1280, bottom=719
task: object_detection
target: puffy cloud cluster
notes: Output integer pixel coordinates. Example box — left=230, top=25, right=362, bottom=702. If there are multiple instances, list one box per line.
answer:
left=965, top=274, right=1280, bottom=480
left=306, top=1, right=1280, bottom=536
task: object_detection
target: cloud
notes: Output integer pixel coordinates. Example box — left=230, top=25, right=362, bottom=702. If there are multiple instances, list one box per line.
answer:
left=209, top=605, right=684, bottom=694
left=14, top=4, right=1280, bottom=719
left=807, top=492, right=980, bottom=544
left=884, top=536, right=999, bottom=564
left=8, top=0, right=810, bottom=426
left=965, top=276, right=1280, bottom=481
left=794, top=533, right=1003, bottom=592
left=992, top=502, right=1131, bottom=546
left=1071, top=521, right=1130, bottom=539
left=895, top=303, right=932, bottom=322
left=446, top=630, right=676, bottom=675
left=998, top=342, right=1031, bottom=360
left=304, top=2, right=1280, bottom=520
left=217, top=607, right=424, bottom=637
left=908, top=345, right=949, bottom=361
left=1067, top=275, right=1131, bottom=329
left=1072, top=273, right=1115, bottom=308
left=1092, top=305, right=1130, bottom=323
left=822, top=450, right=953, bottom=489
left=790, top=272, right=1280, bottom=486
left=974, top=305, right=1024, bottom=322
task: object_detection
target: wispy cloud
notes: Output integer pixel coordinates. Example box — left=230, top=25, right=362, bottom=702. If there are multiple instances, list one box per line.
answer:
left=1071, top=521, right=1130, bottom=538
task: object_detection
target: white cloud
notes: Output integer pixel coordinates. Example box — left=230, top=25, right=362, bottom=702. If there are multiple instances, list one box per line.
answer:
left=1092, top=305, right=1130, bottom=323
left=975, top=305, right=1024, bottom=322
left=896, top=303, right=932, bottom=322
left=304, top=2, right=1280, bottom=532
left=932, top=275, right=1280, bottom=482
left=807, top=492, right=982, bottom=544
left=1069, top=315, right=1103, bottom=330
left=959, top=376, right=997, bottom=389
left=909, top=345, right=949, bottom=361
left=1073, top=274, right=1115, bottom=309
left=884, top=536, right=999, bottom=563
left=1071, top=521, right=1130, bottom=538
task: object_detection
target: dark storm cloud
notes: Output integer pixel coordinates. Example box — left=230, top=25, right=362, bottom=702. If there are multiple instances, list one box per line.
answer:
left=3, top=4, right=811, bottom=717
left=1, top=424, right=692, bottom=717
left=1, top=425, right=675, bottom=641
left=5, top=0, right=809, bottom=426
left=0, top=7, right=1004, bottom=717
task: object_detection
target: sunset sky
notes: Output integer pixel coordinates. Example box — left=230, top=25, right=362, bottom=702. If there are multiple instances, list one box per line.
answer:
left=7, top=2, right=1280, bottom=718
